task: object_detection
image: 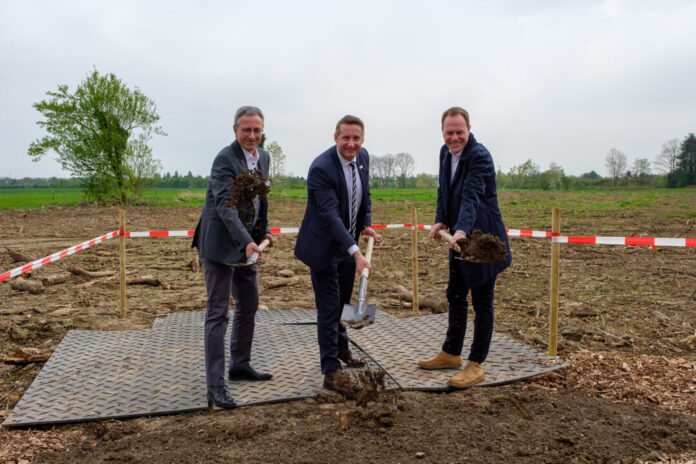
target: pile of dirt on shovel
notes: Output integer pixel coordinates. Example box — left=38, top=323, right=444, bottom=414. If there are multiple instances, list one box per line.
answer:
left=226, top=169, right=269, bottom=207
left=455, top=230, right=508, bottom=263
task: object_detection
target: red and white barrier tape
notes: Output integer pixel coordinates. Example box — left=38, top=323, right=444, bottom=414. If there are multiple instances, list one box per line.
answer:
left=3, top=224, right=694, bottom=283
left=0, top=230, right=120, bottom=283
left=553, top=235, right=695, bottom=247
left=123, top=225, right=695, bottom=247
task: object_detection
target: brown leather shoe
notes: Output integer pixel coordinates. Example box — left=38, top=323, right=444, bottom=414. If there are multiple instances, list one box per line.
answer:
left=447, top=361, right=485, bottom=388
left=417, top=351, right=462, bottom=369
left=338, top=348, right=366, bottom=368
left=323, top=370, right=354, bottom=396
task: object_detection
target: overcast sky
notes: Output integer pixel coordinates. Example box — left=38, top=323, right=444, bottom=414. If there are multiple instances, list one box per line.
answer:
left=2, top=0, right=695, bottom=180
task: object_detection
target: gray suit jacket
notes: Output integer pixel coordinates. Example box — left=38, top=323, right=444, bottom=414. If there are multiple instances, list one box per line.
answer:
left=192, top=140, right=270, bottom=265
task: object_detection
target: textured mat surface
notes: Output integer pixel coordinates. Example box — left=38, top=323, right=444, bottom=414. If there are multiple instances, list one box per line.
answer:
left=4, top=310, right=565, bottom=427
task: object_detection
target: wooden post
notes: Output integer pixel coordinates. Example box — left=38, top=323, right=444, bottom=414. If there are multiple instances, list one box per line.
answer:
left=119, top=209, right=127, bottom=319
left=549, top=207, right=561, bottom=357
left=411, top=208, right=419, bottom=313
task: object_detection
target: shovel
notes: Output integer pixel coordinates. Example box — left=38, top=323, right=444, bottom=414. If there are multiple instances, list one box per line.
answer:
left=340, top=235, right=376, bottom=329
left=232, top=238, right=270, bottom=267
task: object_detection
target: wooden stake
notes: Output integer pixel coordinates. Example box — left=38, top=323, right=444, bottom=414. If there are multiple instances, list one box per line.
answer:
left=549, top=207, right=560, bottom=357
left=119, top=209, right=127, bottom=319
left=411, top=208, right=419, bottom=313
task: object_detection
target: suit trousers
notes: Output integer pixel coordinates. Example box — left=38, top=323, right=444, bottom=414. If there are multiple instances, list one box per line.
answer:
left=442, top=259, right=496, bottom=364
left=310, top=255, right=356, bottom=374
left=200, top=257, right=259, bottom=386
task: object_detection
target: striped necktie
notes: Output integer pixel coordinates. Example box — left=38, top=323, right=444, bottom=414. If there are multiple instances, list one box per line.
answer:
left=349, top=162, right=357, bottom=238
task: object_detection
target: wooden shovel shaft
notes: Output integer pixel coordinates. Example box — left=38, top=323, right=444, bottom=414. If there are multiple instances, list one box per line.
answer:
left=246, top=238, right=270, bottom=265
left=438, top=229, right=453, bottom=241
left=361, top=235, right=375, bottom=277
left=437, top=229, right=461, bottom=252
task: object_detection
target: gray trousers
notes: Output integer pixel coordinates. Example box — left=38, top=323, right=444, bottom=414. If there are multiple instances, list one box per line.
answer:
left=200, top=257, right=259, bottom=387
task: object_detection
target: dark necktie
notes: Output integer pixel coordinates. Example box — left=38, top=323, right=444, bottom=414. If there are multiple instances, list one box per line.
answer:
left=349, top=162, right=357, bottom=238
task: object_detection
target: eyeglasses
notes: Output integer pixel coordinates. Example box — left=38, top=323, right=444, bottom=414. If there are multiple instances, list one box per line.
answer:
left=239, top=128, right=263, bottom=135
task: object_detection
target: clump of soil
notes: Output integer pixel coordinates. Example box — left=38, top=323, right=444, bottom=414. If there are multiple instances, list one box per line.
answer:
left=331, top=367, right=387, bottom=407
left=455, top=230, right=508, bottom=263
left=226, top=169, right=269, bottom=208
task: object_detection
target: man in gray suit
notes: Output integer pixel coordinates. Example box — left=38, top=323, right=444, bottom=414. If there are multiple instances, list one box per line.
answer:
left=192, top=106, right=275, bottom=409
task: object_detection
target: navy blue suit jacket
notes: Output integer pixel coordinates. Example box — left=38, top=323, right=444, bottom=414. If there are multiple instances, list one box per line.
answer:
left=294, top=146, right=372, bottom=271
left=435, top=133, right=511, bottom=287
left=192, top=141, right=270, bottom=265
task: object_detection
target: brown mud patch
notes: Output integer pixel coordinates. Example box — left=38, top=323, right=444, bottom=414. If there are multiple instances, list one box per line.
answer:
left=2, top=191, right=696, bottom=462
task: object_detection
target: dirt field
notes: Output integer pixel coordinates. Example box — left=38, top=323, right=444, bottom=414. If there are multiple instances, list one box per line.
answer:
left=1, top=191, right=695, bottom=463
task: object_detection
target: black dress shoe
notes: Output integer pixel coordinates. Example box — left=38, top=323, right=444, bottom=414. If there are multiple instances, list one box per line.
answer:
left=338, top=348, right=366, bottom=368
left=206, top=385, right=237, bottom=409
left=228, top=366, right=273, bottom=381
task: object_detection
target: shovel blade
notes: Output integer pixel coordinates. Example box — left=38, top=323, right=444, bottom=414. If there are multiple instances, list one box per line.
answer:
left=340, top=304, right=360, bottom=326
left=340, top=303, right=377, bottom=329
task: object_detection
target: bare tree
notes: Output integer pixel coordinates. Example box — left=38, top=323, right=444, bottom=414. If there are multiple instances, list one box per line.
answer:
left=394, top=152, right=415, bottom=187
left=631, top=158, right=651, bottom=185
left=370, top=155, right=386, bottom=187
left=654, top=139, right=679, bottom=174
left=382, top=153, right=397, bottom=186
left=605, top=148, right=627, bottom=186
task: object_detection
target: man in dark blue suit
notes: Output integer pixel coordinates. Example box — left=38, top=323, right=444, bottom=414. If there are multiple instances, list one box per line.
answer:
left=418, top=107, right=512, bottom=388
left=294, top=115, right=381, bottom=393
left=192, top=106, right=276, bottom=408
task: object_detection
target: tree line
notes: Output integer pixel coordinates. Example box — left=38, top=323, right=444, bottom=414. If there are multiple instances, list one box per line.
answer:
left=604, top=134, right=696, bottom=188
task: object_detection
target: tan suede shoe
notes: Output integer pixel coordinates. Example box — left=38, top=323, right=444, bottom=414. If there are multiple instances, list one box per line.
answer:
left=417, top=351, right=462, bottom=369
left=447, top=361, right=485, bottom=388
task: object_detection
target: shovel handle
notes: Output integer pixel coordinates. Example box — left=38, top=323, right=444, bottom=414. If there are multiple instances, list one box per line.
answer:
left=437, top=229, right=461, bottom=253
left=246, top=238, right=270, bottom=265
left=361, top=235, right=375, bottom=277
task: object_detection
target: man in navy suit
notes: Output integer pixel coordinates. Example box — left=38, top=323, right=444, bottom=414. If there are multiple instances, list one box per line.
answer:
left=294, top=115, right=381, bottom=394
left=192, top=106, right=276, bottom=408
left=418, top=107, right=512, bottom=388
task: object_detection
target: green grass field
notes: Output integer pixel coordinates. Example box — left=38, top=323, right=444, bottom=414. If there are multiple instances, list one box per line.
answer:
left=1, top=187, right=694, bottom=219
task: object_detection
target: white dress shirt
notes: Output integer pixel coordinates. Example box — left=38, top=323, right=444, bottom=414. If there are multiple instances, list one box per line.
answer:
left=336, top=149, right=362, bottom=256
left=242, top=147, right=261, bottom=225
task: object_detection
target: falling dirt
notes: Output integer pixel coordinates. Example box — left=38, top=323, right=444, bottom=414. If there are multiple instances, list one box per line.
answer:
left=227, top=169, right=269, bottom=207
left=455, top=229, right=509, bottom=263
left=226, top=169, right=270, bottom=228
left=330, top=366, right=387, bottom=407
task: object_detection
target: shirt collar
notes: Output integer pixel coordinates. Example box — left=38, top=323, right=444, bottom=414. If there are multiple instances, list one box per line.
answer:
left=336, top=148, right=356, bottom=168
left=450, top=149, right=463, bottom=162
left=242, top=147, right=259, bottom=165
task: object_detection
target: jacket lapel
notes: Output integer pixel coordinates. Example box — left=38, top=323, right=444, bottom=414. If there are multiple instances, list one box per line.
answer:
left=330, top=147, right=350, bottom=220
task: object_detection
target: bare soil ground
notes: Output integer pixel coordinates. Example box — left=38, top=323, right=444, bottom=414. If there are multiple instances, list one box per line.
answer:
left=1, top=192, right=695, bottom=463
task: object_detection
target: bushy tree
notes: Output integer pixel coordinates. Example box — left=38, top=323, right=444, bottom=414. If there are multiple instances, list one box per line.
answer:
left=675, top=133, right=696, bottom=186
left=28, top=69, right=165, bottom=204
left=508, top=159, right=540, bottom=188
left=265, top=140, right=286, bottom=180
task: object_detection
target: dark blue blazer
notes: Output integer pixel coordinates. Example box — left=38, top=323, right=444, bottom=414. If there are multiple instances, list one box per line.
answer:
left=294, top=146, right=372, bottom=271
left=192, top=140, right=270, bottom=265
left=435, top=133, right=511, bottom=287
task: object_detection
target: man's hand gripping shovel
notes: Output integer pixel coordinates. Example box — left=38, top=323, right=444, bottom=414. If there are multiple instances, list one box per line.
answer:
left=340, top=235, right=376, bottom=329
left=232, top=238, right=270, bottom=267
